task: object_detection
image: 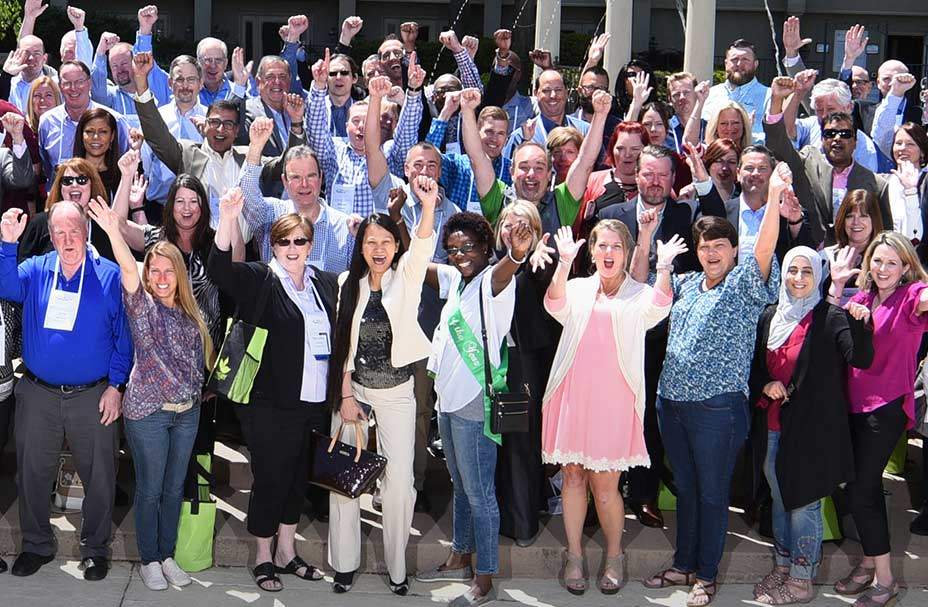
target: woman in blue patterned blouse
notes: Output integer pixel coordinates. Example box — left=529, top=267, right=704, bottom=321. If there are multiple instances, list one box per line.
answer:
left=642, top=162, right=792, bottom=606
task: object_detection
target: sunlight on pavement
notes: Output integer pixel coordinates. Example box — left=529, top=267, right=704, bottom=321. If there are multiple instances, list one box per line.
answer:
left=225, top=589, right=261, bottom=603
left=59, top=559, right=84, bottom=580
left=502, top=588, right=559, bottom=607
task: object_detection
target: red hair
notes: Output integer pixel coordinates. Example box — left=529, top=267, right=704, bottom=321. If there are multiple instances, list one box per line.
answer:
left=604, top=121, right=651, bottom=169
left=701, top=138, right=741, bottom=169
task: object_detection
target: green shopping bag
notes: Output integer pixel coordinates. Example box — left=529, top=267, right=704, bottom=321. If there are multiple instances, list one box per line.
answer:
left=175, top=454, right=216, bottom=572
left=884, top=433, right=907, bottom=475
left=821, top=495, right=841, bottom=541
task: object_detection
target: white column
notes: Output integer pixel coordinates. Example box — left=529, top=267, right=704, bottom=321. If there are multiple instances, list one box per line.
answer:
left=604, top=0, right=633, bottom=85
left=533, top=0, right=561, bottom=79
left=683, top=0, right=716, bottom=82
left=194, top=0, right=212, bottom=41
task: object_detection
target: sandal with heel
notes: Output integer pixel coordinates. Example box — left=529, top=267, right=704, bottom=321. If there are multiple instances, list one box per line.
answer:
left=854, top=582, right=899, bottom=607
left=835, top=565, right=876, bottom=595
left=598, top=553, right=626, bottom=595
left=563, top=552, right=587, bottom=595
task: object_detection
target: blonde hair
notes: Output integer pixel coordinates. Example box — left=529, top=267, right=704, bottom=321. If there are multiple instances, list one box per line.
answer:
left=26, top=75, right=61, bottom=132
left=589, top=219, right=635, bottom=271
left=706, top=101, right=752, bottom=150
left=546, top=126, right=583, bottom=152
left=494, top=200, right=542, bottom=251
left=858, top=231, right=928, bottom=293
left=144, top=241, right=216, bottom=369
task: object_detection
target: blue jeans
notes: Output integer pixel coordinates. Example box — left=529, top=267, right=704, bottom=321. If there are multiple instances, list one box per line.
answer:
left=438, top=411, right=500, bottom=575
left=125, top=406, right=201, bottom=564
left=764, top=431, right=822, bottom=580
left=657, top=392, right=749, bottom=581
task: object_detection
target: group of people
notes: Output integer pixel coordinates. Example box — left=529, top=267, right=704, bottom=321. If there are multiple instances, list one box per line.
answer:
left=1, top=3, right=928, bottom=607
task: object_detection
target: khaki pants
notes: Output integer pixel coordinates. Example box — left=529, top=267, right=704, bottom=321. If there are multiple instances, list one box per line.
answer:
left=328, top=378, right=416, bottom=582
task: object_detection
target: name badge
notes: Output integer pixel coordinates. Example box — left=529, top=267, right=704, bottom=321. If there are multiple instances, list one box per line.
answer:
left=43, top=257, right=85, bottom=333
left=309, top=330, right=331, bottom=360
left=832, top=187, right=848, bottom=220
left=330, top=183, right=354, bottom=214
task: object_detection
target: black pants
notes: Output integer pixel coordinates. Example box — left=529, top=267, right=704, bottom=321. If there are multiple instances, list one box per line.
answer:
left=626, top=330, right=669, bottom=504
left=846, top=396, right=906, bottom=556
left=236, top=403, right=328, bottom=538
left=0, top=393, right=12, bottom=456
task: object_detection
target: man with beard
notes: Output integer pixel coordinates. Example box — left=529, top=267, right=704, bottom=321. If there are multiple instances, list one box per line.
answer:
left=571, top=66, right=622, bottom=166
left=464, top=87, right=607, bottom=232
left=667, top=72, right=708, bottom=151
left=90, top=6, right=172, bottom=124
left=765, top=76, right=892, bottom=246
left=702, top=39, right=770, bottom=144
left=504, top=69, right=590, bottom=159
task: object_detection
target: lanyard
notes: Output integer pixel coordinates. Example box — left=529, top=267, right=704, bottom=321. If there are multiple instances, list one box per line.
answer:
left=51, top=254, right=86, bottom=297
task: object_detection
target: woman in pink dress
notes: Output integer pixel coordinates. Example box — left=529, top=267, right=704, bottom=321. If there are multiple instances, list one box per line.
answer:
left=531, top=222, right=685, bottom=595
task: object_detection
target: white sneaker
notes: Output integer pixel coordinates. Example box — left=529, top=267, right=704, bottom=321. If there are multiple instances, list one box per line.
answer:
left=161, top=557, right=192, bottom=587
left=140, top=561, right=168, bottom=591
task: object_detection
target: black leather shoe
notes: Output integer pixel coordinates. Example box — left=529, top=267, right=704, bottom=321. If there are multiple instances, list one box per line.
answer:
left=630, top=501, right=664, bottom=528
left=11, top=552, right=54, bottom=577
left=0, top=556, right=7, bottom=573
left=82, top=557, right=109, bottom=581
left=414, top=492, right=431, bottom=513
left=911, top=507, right=928, bottom=535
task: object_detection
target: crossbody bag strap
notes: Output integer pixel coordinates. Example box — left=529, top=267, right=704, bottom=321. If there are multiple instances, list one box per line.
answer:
left=477, top=280, right=494, bottom=398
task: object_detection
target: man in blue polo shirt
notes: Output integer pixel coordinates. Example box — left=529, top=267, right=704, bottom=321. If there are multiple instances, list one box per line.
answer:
left=0, top=202, right=131, bottom=582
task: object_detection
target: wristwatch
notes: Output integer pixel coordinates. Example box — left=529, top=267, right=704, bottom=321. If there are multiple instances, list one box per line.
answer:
left=110, top=383, right=127, bottom=394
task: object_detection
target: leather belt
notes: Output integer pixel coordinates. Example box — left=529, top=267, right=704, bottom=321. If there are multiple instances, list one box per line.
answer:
left=23, top=369, right=107, bottom=395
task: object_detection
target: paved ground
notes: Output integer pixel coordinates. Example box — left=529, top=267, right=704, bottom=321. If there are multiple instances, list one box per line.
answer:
left=1, top=560, right=927, bottom=607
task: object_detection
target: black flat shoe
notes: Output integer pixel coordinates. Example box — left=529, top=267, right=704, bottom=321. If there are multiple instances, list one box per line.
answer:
left=333, top=570, right=354, bottom=593
left=0, top=557, right=7, bottom=573
left=11, top=552, right=54, bottom=577
left=81, top=556, right=109, bottom=581
left=389, top=576, right=409, bottom=595
left=275, top=556, right=323, bottom=580
left=253, top=561, right=283, bottom=592
left=414, top=492, right=431, bottom=513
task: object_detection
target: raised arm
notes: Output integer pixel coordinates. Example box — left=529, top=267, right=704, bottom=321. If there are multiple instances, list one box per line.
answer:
left=546, top=226, right=585, bottom=301
left=132, top=53, right=184, bottom=175
left=872, top=73, right=916, bottom=159
left=683, top=81, right=710, bottom=146
left=92, top=32, right=121, bottom=107
left=0, top=209, right=30, bottom=303
left=386, top=54, right=425, bottom=178
left=409, top=175, right=437, bottom=240
left=306, top=49, right=337, bottom=179
left=630, top=207, right=659, bottom=283
left=18, top=0, right=47, bottom=40
left=214, top=188, right=244, bottom=252
left=490, top=219, right=533, bottom=296
left=583, top=33, right=610, bottom=72
left=782, top=16, right=815, bottom=114
left=460, top=88, right=496, bottom=197
left=88, top=197, right=139, bottom=293
left=566, top=89, right=611, bottom=200
left=754, top=162, right=790, bottom=280
left=624, top=72, right=652, bottom=122
left=111, top=150, right=147, bottom=251
left=240, top=117, right=276, bottom=235
left=365, top=76, right=391, bottom=188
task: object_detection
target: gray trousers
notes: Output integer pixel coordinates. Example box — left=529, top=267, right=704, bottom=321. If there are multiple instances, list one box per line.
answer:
left=14, top=377, right=117, bottom=558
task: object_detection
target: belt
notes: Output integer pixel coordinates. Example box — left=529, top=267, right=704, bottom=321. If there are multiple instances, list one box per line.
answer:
left=162, top=398, right=195, bottom=413
left=23, top=369, right=107, bottom=395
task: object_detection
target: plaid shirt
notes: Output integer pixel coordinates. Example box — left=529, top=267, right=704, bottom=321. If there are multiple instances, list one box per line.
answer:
left=307, top=84, right=422, bottom=216
left=238, top=162, right=354, bottom=273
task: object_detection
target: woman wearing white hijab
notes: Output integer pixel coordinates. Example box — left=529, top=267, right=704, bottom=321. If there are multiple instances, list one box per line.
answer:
left=748, top=246, right=874, bottom=605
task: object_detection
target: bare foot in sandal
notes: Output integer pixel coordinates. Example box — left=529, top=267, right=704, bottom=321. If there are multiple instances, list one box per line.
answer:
left=757, top=576, right=814, bottom=605
left=686, top=579, right=717, bottom=607
left=644, top=567, right=695, bottom=589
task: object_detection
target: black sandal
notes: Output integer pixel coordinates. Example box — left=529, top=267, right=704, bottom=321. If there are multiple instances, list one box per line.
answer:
left=275, top=556, right=323, bottom=581
left=253, top=561, right=283, bottom=592
left=333, top=570, right=354, bottom=593
left=389, top=576, right=410, bottom=596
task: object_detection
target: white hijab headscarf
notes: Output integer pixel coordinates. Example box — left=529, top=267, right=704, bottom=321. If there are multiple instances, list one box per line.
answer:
left=767, top=246, right=823, bottom=350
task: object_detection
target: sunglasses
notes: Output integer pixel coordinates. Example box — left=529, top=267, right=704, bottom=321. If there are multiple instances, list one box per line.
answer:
left=60, top=175, right=90, bottom=186
left=275, top=237, right=310, bottom=247
left=446, top=242, right=477, bottom=256
left=822, top=128, right=855, bottom=140
left=328, top=70, right=352, bottom=77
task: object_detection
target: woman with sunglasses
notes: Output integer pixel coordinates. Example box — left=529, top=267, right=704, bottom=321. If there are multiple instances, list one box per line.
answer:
left=325, top=175, right=438, bottom=596
left=208, top=189, right=338, bottom=593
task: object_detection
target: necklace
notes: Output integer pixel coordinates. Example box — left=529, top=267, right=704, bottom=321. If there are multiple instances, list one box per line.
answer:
left=599, top=278, right=622, bottom=298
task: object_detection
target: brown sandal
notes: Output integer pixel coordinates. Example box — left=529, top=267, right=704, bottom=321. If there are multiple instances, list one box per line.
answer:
left=686, top=580, right=717, bottom=607
left=754, top=566, right=789, bottom=598
left=757, top=577, right=815, bottom=605
left=835, top=565, right=876, bottom=595
left=854, top=582, right=899, bottom=607
left=643, top=567, right=696, bottom=589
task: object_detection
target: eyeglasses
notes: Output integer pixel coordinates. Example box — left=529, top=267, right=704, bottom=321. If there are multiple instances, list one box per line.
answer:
left=199, top=56, right=226, bottom=66
left=380, top=49, right=404, bottom=60
left=822, top=128, right=855, bottom=140
left=286, top=173, right=318, bottom=184
left=60, top=175, right=90, bottom=186
left=261, top=73, right=289, bottom=83
left=172, top=76, right=200, bottom=85
left=274, top=237, right=310, bottom=247
left=329, top=70, right=352, bottom=77
left=59, top=77, right=89, bottom=90
left=579, top=84, right=607, bottom=94
left=206, top=118, right=238, bottom=130
left=446, top=242, right=477, bottom=256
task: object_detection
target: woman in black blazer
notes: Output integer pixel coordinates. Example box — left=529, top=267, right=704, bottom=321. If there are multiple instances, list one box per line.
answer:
left=208, top=190, right=338, bottom=593
left=748, top=246, right=873, bottom=604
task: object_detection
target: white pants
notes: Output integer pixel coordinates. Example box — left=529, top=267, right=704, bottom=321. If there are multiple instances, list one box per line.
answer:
left=328, top=378, right=416, bottom=582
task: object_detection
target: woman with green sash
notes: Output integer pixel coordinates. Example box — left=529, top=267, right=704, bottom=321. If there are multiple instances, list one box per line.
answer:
left=416, top=211, right=533, bottom=607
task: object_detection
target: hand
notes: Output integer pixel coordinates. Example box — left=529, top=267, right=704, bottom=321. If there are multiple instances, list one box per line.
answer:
left=137, top=5, right=158, bottom=35
left=285, top=93, right=305, bottom=123
left=770, top=76, right=796, bottom=100
left=763, top=380, right=789, bottom=401
left=782, top=16, right=811, bottom=56
left=367, top=75, right=392, bottom=100
left=411, top=175, right=439, bottom=211
left=892, top=159, right=920, bottom=190
left=346, top=214, right=362, bottom=237
left=87, top=196, right=121, bottom=235
left=528, top=49, right=553, bottom=70
left=387, top=86, right=406, bottom=105
left=439, top=30, right=464, bottom=54
left=779, top=189, right=803, bottom=223
left=845, top=301, right=871, bottom=323
left=459, top=87, right=481, bottom=111
left=682, top=142, right=709, bottom=182
left=400, top=22, right=419, bottom=48
left=98, top=386, right=123, bottom=426
left=677, top=184, right=696, bottom=200
left=462, top=35, right=479, bottom=60
left=439, top=91, right=462, bottom=121
left=630, top=71, right=652, bottom=105
left=117, top=149, right=141, bottom=177
left=129, top=174, right=148, bottom=206
left=98, top=32, right=121, bottom=55
left=131, top=52, right=154, bottom=84
left=509, top=221, right=534, bottom=261
left=0, top=112, right=25, bottom=144
left=231, top=47, right=253, bottom=87
left=191, top=116, right=207, bottom=137
left=341, top=16, right=363, bottom=44
left=2, top=48, right=28, bottom=77
left=769, top=162, right=793, bottom=194
left=591, top=89, right=612, bottom=116
left=794, top=69, right=818, bottom=93
left=831, top=245, right=861, bottom=286
left=844, top=24, right=868, bottom=63
left=553, top=226, right=585, bottom=265
left=638, top=207, right=660, bottom=241
left=521, top=117, right=537, bottom=141
left=587, top=32, right=611, bottom=66
left=311, top=48, right=330, bottom=90
left=0, top=208, right=28, bottom=243
left=23, top=0, right=48, bottom=21
left=387, top=187, right=406, bottom=222
left=340, top=396, right=367, bottom=422
left=529, top=233, right=555, bottom=272
left=66, top=6, right=85, bottom=30
left=694, top=79, right=711, bottom=104
left=493, top=29, right=512, bottom=54
left=407, top=52, right=425, bottom=90
left=890, top=72, right=916, bottom=98
left=287, top=14, right=309, bottom=42
left=128, top=127, right=144, bottom=151
left=249, top=116, right=275, bottom=147
left=278, top=25, right=290, bottom=43
left=218, top=188, right=245, bottom=220
left=656, top=234, right=689, bottom=267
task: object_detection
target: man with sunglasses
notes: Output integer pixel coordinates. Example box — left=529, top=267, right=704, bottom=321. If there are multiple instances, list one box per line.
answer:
left=702, top=38, right=770, bottom=144
left=765, top=76, right=892, bottom=247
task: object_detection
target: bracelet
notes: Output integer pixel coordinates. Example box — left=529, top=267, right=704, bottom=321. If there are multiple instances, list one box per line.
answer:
left=656, top=263, right=672, bottom=272
left=341, top=394, right=354, bottom=400
left=557, top=258, right=572, bottom=266
left=904, top=188, right=918, bottom=196
left=508, top=250, right=527, bottom=264
left=407, top=85, right=423, bottom=93
left=129, top=206, right=145, bottom=214
left=787, top=216, right=804, bottom=225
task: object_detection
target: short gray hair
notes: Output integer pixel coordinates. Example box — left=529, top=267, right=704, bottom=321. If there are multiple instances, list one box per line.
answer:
left=282, top=146, right=322, bottom=179
left=170, top=55, right=202, bottom=80
left=196, top=37, right=227, bottom=61
left=811, top=78, right=852, bottom=111
left=257, top=55, right=289, bottom=80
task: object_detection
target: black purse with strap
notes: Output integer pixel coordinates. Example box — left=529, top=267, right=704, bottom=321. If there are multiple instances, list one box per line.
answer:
left=478, top=282, right=530, bottom=434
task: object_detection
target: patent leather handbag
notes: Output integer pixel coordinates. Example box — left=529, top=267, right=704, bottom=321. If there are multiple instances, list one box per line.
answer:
left=309, top=421, right=387, bottom=499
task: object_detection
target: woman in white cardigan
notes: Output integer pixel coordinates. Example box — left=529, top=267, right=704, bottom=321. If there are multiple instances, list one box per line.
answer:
left=325, top=175, right=438, bottom=595
left=531, top=222, right=685, bottom=596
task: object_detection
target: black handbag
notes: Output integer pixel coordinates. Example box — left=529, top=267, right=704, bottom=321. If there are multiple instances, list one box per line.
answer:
left=478, top=283, right=530, bottom=434
left=309, top=421, right=387, bottom=499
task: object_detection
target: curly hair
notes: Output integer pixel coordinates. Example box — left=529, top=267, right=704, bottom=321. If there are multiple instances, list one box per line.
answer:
left=441, top=212, right=495, bottom=255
